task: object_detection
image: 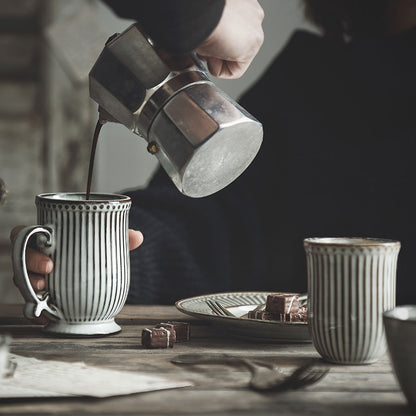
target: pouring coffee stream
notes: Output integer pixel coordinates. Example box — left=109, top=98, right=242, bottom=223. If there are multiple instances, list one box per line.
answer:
left=87, top=23, right=263, bottom=198
left=85, top=120, right=103, bottom=200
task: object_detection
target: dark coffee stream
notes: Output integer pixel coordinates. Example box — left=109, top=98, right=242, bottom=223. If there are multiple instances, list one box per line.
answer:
left=86, top=120, right=104, bottom=200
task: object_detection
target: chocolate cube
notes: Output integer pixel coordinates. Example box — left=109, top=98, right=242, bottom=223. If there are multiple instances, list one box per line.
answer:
left=266, top=294, right=300, bottom=315
left=141, top=327, right=176, bottom=349
left=248, top=309, right=277, bottom=321
left=155, top=321, right=190, bottom=342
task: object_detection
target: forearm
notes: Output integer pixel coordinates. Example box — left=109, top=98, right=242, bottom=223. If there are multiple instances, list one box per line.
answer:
left=125, top=169, right=265, bottom=305
left=102, top=0, right=225, bottom=54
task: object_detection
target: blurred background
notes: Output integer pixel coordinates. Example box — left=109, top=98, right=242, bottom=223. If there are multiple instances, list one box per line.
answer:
left=0, top=0, right=315, bottom=303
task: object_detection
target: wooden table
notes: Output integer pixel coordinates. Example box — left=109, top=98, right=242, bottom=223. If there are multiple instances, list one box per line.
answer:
left=0, top=304, right=413, bottom=415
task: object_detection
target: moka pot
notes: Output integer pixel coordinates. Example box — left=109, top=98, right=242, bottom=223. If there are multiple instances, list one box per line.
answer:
left=89, top=23, right=263, bottom=198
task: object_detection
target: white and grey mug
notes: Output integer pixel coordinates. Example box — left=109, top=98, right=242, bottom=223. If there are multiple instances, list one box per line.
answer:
left=12, top=193, right=131, bottom=336
left=383, top=306, right=416, bottom=412
left=304, top=237, right=401, bottom=364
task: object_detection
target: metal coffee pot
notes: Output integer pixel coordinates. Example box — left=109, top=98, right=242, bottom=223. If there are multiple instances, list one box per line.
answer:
left=89, top=24, right=263, bottom=197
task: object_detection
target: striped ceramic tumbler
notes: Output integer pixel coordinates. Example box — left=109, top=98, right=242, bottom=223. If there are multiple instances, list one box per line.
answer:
left=304, top=237, right=400, bottom=364
left=12, top=193, right=131, bottom=336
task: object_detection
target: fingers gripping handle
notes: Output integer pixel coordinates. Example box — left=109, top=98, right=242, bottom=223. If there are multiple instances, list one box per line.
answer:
left=12, top=226, right=63, bottom=321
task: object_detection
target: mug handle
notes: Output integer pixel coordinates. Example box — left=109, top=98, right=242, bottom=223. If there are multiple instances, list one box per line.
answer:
left=12, top=226, right=64, bottom=321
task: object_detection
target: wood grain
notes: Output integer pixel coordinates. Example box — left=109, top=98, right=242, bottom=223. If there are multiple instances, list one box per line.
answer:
left=0, top=304, right=412, bottom=415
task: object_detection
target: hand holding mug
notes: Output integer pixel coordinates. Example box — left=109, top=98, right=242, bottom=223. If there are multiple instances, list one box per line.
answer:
left=11, top=193, right=136, bottom=335
left=10, top=226, right=143, bottom=292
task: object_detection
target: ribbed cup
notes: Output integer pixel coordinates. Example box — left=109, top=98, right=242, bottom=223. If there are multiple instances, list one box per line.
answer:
left=383, top=306, right=416, bottom=411
left=304, top=237, right=400, bottom=364
left=36, top=193, right=131, bottom=335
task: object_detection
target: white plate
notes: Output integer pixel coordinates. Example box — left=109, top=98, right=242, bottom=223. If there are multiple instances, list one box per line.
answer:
left=175, top=291, right=311, bottom=343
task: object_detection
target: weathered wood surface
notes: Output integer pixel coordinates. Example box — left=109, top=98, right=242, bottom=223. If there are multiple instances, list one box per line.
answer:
left=0, top=304, right=413, bottom=416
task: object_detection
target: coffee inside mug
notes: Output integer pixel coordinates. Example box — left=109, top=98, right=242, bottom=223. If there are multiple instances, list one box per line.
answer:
left=40, top=192, right=129, bottom=202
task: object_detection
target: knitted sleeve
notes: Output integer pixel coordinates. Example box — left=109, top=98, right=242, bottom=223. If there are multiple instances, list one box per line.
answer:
left=102, top=0, right=225, bottom=54
left=125, top=168, right=266, bottom=305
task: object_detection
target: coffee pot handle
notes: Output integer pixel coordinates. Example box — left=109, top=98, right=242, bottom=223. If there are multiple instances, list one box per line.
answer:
left=12, top=226, right=64, bottom=321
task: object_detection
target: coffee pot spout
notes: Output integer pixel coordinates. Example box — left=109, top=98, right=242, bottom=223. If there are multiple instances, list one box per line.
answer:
left=97, top=106, right=118, bottom=124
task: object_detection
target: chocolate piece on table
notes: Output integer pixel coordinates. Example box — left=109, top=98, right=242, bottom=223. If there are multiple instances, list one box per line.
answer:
left=155, top=321, right=190, bottom=342
left=141, top=327, right=176, bottom=349
left=265, top=294, right=300, bottom=315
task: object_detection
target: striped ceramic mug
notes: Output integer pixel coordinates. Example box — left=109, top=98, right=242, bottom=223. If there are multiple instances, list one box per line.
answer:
left=304, top=237, right=401, bottom=364
left=12, top=193, right=131, bottom=336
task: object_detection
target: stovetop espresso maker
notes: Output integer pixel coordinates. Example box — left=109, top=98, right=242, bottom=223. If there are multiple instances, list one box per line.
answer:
left=89, top=24, right=263, bottom=197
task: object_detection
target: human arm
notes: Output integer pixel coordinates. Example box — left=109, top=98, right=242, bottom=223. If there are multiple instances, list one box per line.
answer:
left=102, top=0, right=264, bottom=79
left=123, top=168, right=268, bottom=305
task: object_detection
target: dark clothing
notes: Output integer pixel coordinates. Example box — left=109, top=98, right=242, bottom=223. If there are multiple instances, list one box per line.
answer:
left=102, top=0, right=225, bottom=54
left=126, top=27, right=416, bottom=306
